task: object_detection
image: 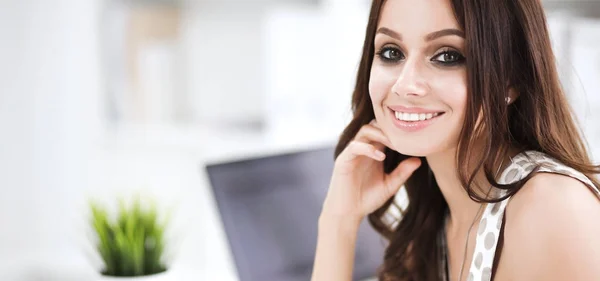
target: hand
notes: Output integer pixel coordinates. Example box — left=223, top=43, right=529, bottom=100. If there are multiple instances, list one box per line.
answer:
left=322, top=119, right=421, bottom=221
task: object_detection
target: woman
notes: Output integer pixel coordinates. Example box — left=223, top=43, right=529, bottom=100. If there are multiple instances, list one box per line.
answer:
left=311, top=0, right=600, bottom=280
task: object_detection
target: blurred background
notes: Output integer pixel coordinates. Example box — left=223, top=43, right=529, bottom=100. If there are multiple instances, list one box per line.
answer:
left=0, top=0, right=599, bottom=280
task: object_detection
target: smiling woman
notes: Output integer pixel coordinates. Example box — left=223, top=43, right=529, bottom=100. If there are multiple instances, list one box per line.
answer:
left=311, top=0, right=600, bottom=281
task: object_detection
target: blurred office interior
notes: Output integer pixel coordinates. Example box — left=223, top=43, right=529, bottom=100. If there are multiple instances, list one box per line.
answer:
left=0, top=0, right=599, bottom=280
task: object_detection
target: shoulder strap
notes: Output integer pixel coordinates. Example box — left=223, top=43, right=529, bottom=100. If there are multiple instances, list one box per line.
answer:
left=467, top=201, right=507, bottom=281
left=518, top=151, right=600, bottom=199
left=465, top=157, right=520, bottom=281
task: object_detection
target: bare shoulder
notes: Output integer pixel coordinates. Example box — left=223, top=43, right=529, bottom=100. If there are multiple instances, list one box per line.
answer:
left=508, top=172, right=600, bottom=217
left=498, top=172, right=600, bottom=280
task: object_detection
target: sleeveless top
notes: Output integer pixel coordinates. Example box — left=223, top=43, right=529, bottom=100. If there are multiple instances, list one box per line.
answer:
left=382, top=150, right=600, bottom=281
left=440, top=150, right=600, bottom=281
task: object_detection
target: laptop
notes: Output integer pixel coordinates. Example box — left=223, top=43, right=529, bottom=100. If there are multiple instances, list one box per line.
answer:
left=205, top=145, right=386, bottom=281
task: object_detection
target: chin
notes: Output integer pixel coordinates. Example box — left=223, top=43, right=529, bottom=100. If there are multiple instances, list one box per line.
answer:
left=389, top=140, right=437, bottom=158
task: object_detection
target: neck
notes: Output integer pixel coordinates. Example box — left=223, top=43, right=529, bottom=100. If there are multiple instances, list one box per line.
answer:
left=427, top=145, right=521, bottom=231
left=426, top=146, right=515, bottom=229
left=426, top=148, right=485, bottom=228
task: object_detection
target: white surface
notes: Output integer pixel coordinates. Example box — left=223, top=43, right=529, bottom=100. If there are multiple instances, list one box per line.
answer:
left=0, top=120, right=338, bottom=281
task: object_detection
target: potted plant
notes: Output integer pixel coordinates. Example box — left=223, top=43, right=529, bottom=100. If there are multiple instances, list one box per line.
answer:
left=89, top=196, right=170, bottom=280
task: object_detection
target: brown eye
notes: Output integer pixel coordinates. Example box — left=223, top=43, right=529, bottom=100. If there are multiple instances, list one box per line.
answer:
left=432, top=50, right=465, bottom=66
left=441, top=52, right=457, bottom=62
left=376, top=47, right=405, bottom=63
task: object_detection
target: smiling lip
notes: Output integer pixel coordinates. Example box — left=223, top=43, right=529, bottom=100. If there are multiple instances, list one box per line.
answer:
left=388, top=107, right=445, bottom=132
left=388, top=105, right=443, bottom=114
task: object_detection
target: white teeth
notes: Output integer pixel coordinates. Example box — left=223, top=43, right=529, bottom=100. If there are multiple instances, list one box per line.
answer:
left=394, top=111, right=441, bottom=122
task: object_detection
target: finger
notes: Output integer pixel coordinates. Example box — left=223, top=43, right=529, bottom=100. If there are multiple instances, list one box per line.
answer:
left=384, top=157, right=422, bottom=196
left=339, top=140, right=386, bottom=164
left=367, top=120, right=397, bottom=151
left=354, top=125, right=392, bottom=150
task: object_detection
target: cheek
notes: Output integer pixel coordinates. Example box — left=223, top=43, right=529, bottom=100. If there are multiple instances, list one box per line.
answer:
left=432, top=73, right=468, bottom=150
left=445, top=84, right=467, bottom=113
left=368, top=67, right=397, bottom=105
left=431, top=71, right=468, bottom=113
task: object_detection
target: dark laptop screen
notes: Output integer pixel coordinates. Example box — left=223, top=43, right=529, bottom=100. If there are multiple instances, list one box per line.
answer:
left=206, top=146, right=386, bottom=281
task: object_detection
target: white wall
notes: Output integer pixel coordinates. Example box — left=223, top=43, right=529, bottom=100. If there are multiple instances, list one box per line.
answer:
left=183, top=1, right=267, bottom=126
left=0, top=0, right=37, bottom=265
left=568, top=18, right=600, bottom=160
left=263, top=1, right=367, bottom=144
left=548, top=12, right=600, bottom=161
left=0, top=0, right=103, bottom=277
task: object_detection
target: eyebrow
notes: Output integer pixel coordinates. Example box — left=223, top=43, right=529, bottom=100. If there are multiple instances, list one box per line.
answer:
left=376, top=27, right=465, bottom=41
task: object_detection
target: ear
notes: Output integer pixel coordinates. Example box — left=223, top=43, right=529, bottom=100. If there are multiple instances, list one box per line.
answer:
left=506, top=88, right=520, bottom=105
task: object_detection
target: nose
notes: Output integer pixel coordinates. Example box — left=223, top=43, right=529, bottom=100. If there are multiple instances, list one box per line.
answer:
left=391, top=58, right=429, bottom=98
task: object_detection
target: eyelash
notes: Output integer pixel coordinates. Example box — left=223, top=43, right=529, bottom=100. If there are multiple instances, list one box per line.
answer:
left=375, top=46, right=466, bottom=66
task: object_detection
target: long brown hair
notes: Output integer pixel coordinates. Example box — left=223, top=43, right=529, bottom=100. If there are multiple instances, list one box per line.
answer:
left=334, top=0, right=600, bottom=280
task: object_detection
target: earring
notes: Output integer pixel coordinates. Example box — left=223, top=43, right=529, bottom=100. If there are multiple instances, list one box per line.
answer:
left=505, top=97, right=512, bottom=104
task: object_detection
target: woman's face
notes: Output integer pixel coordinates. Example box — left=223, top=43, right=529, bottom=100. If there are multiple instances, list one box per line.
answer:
left=369, top=0, right=468, bottom=157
